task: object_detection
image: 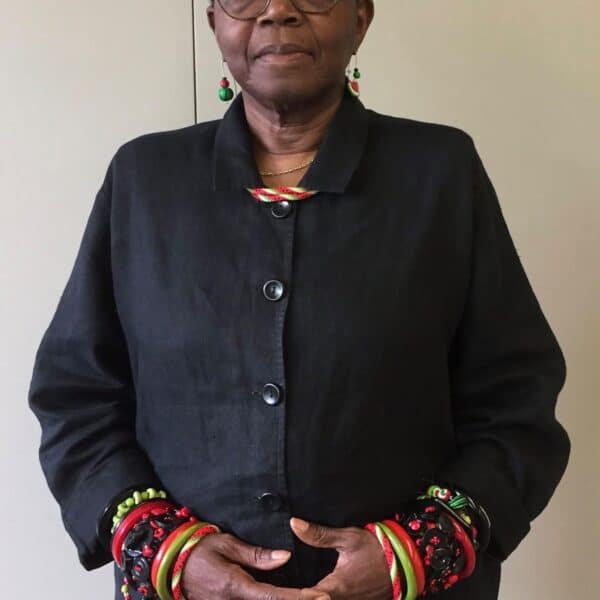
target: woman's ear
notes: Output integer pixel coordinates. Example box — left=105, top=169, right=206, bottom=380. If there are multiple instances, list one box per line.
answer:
left=355, top=0, right=375, bottom=50
left=206, top=5, right=216, bottom=34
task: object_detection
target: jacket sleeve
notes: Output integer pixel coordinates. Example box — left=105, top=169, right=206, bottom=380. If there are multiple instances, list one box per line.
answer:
left=27, top=155, right=161, bottom=570
left=434, top=137, right=570, bottom=563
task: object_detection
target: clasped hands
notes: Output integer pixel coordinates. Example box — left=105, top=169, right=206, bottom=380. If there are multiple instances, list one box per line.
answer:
left=180, top=516, right=394, bottom=600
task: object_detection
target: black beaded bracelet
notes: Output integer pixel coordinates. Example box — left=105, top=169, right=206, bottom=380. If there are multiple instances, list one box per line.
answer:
left=120, top=505, right=191, bottom=599
left=394, top=498, right=472, bottom=595
left=416, top=479, right=491, bottom=554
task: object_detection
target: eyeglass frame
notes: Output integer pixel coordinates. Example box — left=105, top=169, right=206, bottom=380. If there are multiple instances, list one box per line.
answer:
left=216, top=0, right=343, bottom=21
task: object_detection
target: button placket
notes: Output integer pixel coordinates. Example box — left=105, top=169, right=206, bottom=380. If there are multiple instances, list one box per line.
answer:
left=258, top=202, right=298, bottom=547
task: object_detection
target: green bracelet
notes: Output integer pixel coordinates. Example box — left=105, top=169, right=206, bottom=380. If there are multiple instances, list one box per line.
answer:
left=110, top=487, right=169, bottom=534
left=155, top=522, right=204, bottom=600
left=378, top=521, right=418, bottom=600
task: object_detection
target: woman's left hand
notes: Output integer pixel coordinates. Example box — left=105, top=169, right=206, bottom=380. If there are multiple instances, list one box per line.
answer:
left=289, top=517, right=394, bottom=600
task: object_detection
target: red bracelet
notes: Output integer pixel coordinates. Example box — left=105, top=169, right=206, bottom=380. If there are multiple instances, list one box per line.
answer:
left=447, top=513, right=477, bottom=579
left=151, top=519, right=200, bottom=590
left=382, top=519, right=426, bottom=596
left=111, top=500, right=173, bottom=566
left=365, top=522, right=403, bottom=600
left=171, top=523, right=221, bottom=600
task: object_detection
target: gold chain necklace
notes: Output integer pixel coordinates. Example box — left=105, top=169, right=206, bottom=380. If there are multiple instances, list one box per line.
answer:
left=259, top=156, right=315, bottom=177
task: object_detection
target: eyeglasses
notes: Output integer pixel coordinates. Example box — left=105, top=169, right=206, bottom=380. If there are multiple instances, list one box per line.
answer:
left=217, top=0, right=342, bottom=21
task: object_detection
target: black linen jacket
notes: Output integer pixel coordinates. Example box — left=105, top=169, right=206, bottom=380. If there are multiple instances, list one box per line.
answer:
left=28, top=86, right=570, bottom=599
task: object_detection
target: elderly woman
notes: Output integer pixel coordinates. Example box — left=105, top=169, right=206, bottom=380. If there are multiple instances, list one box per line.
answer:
left=28, top=1, right=570, bottom=599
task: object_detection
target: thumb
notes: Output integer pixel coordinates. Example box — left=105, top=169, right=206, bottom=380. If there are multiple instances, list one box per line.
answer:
left=226, top=538, right=291, bottom=570
left=290, top=517, right=349, bottom=550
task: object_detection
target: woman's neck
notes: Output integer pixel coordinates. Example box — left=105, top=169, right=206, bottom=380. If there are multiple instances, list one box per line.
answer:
left=243, top=85, right=345, bottom=159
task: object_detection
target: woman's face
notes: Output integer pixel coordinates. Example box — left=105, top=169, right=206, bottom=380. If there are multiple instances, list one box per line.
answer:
left=207, top=0, right=374, bottom=108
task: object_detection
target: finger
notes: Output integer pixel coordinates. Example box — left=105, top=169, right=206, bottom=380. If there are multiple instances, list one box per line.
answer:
left=241, top=579, right=331, bottom=600
left=222, top=537, right=292, bottom=570
left=289, top=517, right=354, bottom=550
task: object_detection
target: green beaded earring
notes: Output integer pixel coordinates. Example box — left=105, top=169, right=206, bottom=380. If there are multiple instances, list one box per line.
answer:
left=219, top=59, right=235, bottom=102
left=347, top=52, right=361, bottom=97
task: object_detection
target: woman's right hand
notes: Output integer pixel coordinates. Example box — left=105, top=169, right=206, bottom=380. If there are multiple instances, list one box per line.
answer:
left=180, top=531, right=330, bottom=600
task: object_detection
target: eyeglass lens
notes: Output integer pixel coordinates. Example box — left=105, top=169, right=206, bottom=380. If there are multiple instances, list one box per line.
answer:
left=219, top=0, right=339, bottom=20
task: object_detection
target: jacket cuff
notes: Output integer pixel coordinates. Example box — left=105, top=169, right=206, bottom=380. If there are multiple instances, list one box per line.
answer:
left=61, top=451, right=160, bottom=571
left=434, top=445, right=531, bottom=563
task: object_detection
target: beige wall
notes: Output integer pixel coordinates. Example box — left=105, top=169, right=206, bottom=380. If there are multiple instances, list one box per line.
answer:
left=3, top=1, right=597, bottom=598
left=1, top=1, right=195, bottom=597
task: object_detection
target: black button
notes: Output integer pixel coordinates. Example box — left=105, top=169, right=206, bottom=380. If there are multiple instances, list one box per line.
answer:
left=271, top=201, right=293, bottom=219
left=257, top=491, right=283, bottom=511
left=262, top=383, right=282, bottom=406
left=262, top=279, right=284, bottom=301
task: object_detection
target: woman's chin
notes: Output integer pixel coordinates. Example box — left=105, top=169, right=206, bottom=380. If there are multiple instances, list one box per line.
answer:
left=244, top=74, right=340, bottom=111
left=246, top=81, right=320, bottom=110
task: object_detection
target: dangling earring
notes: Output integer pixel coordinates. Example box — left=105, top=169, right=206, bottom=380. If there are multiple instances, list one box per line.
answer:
left=346, top=52, right=361, bottom=97
left=219, top=58, right=235, bottom=102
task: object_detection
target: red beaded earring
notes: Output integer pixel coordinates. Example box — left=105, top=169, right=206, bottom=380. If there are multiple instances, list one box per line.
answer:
left=219, top=58, right=235, bottom=102
left=346, top=52, right=361, bottom=97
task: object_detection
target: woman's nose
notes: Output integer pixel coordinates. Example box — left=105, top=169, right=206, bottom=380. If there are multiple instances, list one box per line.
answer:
left=256, top=0, right=303, bottom=26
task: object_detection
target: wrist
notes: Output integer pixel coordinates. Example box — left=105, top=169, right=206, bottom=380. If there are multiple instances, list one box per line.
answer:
left=105, top=487, right=220, bottom=600
left=363, top=481, right=490, bottom=598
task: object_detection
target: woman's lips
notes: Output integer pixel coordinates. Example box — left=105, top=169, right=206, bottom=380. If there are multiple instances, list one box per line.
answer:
left=255, top=43, right=312, bottom=64
left=257, top=51, right=311, bottom=63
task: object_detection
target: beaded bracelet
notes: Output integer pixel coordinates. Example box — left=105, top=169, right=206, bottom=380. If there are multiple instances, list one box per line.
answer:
left=417, top=482, right=491, bottom=553
left=111, top=487, right=170, bottom=535
left=364, top=480, right=487, bottom=597
left=119, top=504, right=195, bottom=599
left=97, top=482, right=162, bottom=551
left=395, top=498, right=473, bottom=594
left=112, top=499, right=174, bottom=568
left=106, top=490, right=222, bottom=600
left=447, top=512, right=476, bottom=579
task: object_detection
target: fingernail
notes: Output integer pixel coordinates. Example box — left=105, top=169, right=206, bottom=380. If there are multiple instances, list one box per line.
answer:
left=271, top=549, right=290, bottom=560
left=291, top=517, right=309, bottom=532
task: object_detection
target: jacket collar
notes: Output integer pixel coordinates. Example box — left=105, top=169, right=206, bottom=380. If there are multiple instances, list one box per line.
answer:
left=211, top=85, right=369, bottom=193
